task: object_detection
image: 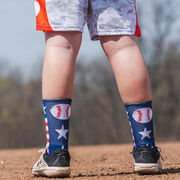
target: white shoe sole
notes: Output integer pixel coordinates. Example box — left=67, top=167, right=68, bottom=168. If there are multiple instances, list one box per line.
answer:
left=32, top=166, right=71, bottom=177
left=134, top=159, right=162, bottom=174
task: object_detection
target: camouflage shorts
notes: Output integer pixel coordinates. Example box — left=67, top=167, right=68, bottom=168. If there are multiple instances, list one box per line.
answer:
left=34, top=0, right=141, bottom=40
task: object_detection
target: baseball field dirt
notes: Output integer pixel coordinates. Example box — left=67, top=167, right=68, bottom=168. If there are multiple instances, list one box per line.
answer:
left=1, top=142, right=180, bottom=180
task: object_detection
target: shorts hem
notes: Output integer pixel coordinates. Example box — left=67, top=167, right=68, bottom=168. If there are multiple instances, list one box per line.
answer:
left=91, top=31, right=141, bottom=41
left=36, top=25, right=83, bottom=32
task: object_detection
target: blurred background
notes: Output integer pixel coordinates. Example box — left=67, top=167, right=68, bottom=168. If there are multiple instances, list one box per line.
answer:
left=0, top=0, right=180, bottom=149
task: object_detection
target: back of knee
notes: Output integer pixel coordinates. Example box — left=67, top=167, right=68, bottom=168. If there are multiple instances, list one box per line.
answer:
left=45, top=31, right=82, bottom=53
left=100, top=36, right=139, bottom=58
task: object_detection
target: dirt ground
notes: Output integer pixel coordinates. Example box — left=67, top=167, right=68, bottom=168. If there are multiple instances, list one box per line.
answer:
left=0, top=142, right=180, bottom=180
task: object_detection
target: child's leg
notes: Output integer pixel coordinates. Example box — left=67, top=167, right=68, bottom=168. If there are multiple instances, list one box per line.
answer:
left=100, top=35, right=155, bottom=149
left=43, top=31, right=82, bottom=99
left=100, top=35, right=162, bottom=173
left=32, top=31, right=82, bottom=177
left=100, top=35, right=151, bottom=104
left=42, top=31, right=82, bottom=154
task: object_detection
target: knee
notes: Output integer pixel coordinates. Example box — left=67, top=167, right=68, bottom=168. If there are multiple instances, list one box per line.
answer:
left=45, top=31, right=82, bottom=54
left=100, top=35, right=139, bottom=58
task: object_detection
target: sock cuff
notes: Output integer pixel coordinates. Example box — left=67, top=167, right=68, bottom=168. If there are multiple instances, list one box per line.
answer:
left=125, top=100, right=152, bottom=108
left=42, top=98, right=72, bottom=105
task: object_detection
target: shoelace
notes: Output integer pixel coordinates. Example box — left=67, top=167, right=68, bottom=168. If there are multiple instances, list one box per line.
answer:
left=157, top=146, right=164, bottom=161
left=38, top=148, right=46, bottom=153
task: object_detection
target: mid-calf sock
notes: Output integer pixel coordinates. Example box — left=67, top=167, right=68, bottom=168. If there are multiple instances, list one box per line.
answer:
left=42, top=98, right=72, bottom=155
left=125, top=101, right=155, bottom=150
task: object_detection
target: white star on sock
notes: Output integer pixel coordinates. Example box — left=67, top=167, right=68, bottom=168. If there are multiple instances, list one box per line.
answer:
left=139, top=128, right=151, bottom=140
left=55, top=125, right=68, bottom=140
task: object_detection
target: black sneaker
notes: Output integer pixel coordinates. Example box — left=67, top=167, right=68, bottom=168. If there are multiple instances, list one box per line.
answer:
left=132, top=145, right=162, bottom=174
left=32, top=149, right=71, bottom=177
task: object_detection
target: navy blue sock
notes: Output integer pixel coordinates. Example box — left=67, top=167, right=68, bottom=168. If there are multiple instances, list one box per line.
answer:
left=125, top=101, right=155, bottom=150
left=43, top=98, right=72, bottom=155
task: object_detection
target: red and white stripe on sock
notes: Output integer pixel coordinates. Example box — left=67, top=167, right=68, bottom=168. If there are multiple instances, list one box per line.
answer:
left=129, top=121, right=136, bottom=147
left=45, top=117, right=50, bottom=153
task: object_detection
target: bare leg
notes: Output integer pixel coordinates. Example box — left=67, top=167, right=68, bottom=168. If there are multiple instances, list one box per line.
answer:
left=42, top=31, right=82, bottom=99
left=100, top=35, right=151, bottom=104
